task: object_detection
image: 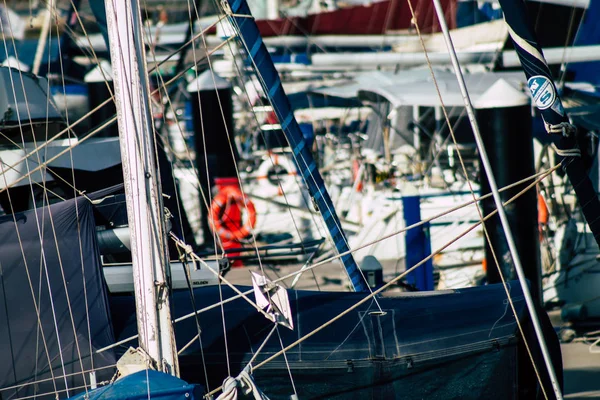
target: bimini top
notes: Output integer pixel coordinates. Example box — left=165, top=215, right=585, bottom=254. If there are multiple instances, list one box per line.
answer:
left=313, top=69, right=530, bottom=109
left=0, top=66, right=63, bottom=126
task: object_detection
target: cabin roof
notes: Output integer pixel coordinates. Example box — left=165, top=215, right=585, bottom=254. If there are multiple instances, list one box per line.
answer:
left=0, top=66, right=63, bottom=125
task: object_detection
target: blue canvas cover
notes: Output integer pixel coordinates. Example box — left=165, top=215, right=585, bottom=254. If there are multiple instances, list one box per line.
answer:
left=0, top=196, right=116, bottom=399
left=111, top=282, right=562, bottom=399
left=69, top=370, right=204, bottom=400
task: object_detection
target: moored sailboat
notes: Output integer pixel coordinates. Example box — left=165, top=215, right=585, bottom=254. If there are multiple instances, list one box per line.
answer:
left=1, top=0, right=590, bottom=398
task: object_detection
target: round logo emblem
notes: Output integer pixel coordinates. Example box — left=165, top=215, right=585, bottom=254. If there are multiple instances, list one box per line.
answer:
left=527, top=75, right=556, bottom=110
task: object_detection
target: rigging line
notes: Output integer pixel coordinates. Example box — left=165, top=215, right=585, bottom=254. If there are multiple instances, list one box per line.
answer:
left=233, top=48, right=377, bottom=300
left=139, top=6, right=211, bottom=387
left=137, top=0, right=179, bottom=287
left=431, top=0, right=561, bottom=397
left=67, top=0, right=114, bottom=96
left=134, top=9, right=217, bottom=245
left=0, top=13, right=230, bottom=185
left=400, top=30, right=504, bottom=177
left=224, top=13, right=356, bottom=256
left=53, top=8, right=96, bottom=377
left=0, top=146, right=66, bottom=201
left=183, top=0, right=231, bottom=377
left=105, top=165, right=559, bottom=356
left=226, top=11, right=379, bottom=300
left=197, top=6, right=272, bottom=276
left=0, top=364, right=116, bottom=394
left=379, top=0, right=397, bottom=50
left=137, top=7, right=171, bottom=398
left=10, top=382, right=102, bottom=400
left=204, top=167, right=552, bottom=398
left=97, top=165, right=558, bottom=356
left=33, top=233, right=46, bottom=399
left=221, top=34, right=326, bottom=260
left=140, top=3, right=224, bottom=261
left=170, top=233, right=273, bottom=320
left=558, top=2, right=588, bottom=89
left=198, top=15, right=328, bottom=379
left=247, top=324, right=278, bottom=369
left=34, top=0, right=110, bottom=88
left=276, top=326, right=298, bottom=396
left=0, top=107, right=108, bottom=183
left=0, top=117, right=109, bottom=196
left=173, top=249, right=211, bottom=391
left=171, top=165, right=557, bottom=319
left=0, top=7, right=71, bottom=395
left=0, top=38, right=234, bottom=196
left=0, top=164, right=59, bottom=396
left=405, top=1, right=548, bottom=396
left=198, top=6, right=320, bottom=380
left=0, top=125, right=88, bottom=203
left=256, top=4, right=330, bottom=55
left=44, top=15, right=93, bottom=390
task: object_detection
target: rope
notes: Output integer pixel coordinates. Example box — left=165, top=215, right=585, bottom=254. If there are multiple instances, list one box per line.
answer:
left=172, top=230, right=211, bottom=390
left=187, top=2, right=232, bottom=376
left=227, top=5, right=379, bottom=299
left=53, top=8, right=95, bottom=391
left=0, top=4, right=73, bottom=394
left=96, top=164, right=560, bottom=355
left=552, top=143, right=581, bottom=158
left=547, top=121, right=577, bottom=137
left=222, top=32, right=326, bottom=267
left=216, top=368, right=270, bottom=400
left=0, top=36, right=234, bottom=198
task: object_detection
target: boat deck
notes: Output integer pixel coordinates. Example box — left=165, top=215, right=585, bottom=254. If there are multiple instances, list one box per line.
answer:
left=225, top=262, right=600, bottom=398
left=562, top=342, right=600, bottom=399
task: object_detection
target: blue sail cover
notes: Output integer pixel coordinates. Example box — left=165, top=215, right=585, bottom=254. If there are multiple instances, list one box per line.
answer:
left=69, top=370, right=204, bottom=400
left=499, top=0, right=600, bottom=247
left=0, top=197, right=116, bottom=399
left=224, top=0, right=368, bottom=292
left=110, top=282, right=562, bottom=399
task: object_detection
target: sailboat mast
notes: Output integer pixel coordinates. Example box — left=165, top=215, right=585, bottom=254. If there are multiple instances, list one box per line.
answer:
left=431, top=1, right=562, bottom=398
left=498, top=0, right=600, bottom=248
left=103, top=0, right=179, bottom=375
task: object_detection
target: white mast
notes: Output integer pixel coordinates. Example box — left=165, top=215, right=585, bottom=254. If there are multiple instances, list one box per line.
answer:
left=103, top=0, right=179, bottom=375
left=32, top=0, right=53, bottom=75
left=431, top=0, right=563, bottom=398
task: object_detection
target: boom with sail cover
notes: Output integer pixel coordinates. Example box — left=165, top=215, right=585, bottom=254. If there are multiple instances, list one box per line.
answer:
left=499, top=0, right=600, bottom=247
left=222, top=0, right=369, bottom=292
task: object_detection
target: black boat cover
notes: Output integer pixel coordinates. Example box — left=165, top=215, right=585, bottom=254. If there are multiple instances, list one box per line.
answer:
left=110, top=282, right=562, bottom=399
left=0, top=196, right=116, bottom=399
left=0, top=66, right=63, bottom=125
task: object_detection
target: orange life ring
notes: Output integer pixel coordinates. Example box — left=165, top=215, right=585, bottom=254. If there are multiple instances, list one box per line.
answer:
left=538, top=192, right=549, bottom=239
left=538, top=193, right=549, bottom=225
left=209, top=186, right=257, bottom=242
left=352, top=159, right=363, bottom=192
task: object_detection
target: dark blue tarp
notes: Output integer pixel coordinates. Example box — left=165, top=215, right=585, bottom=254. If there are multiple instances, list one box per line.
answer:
left=0, top=196, right=116, bottom=399
left=110, top=282, right=561, bottom=399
